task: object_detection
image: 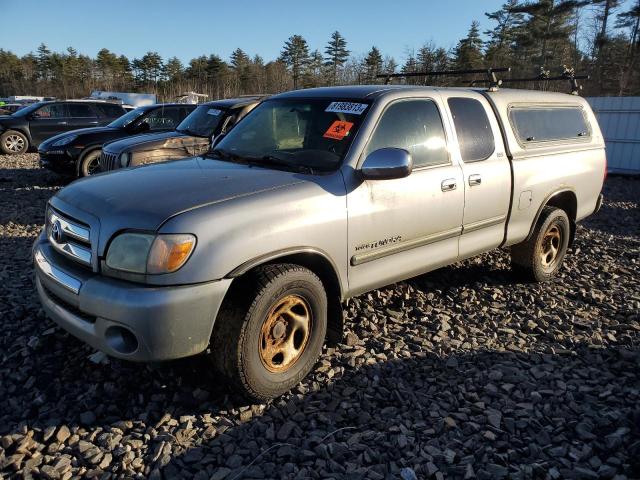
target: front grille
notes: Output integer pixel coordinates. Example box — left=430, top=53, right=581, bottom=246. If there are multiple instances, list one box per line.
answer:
left=46, top=208, right=93, bottom=270
left=99, top=151, right=119, bottom=171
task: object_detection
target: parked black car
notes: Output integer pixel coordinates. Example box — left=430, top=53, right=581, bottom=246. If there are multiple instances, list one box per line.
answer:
left=0, top=101, right=126, bottom=155
left=99, top=97, right=264, bottom=172
left=38, top=103, right=196, bottom=177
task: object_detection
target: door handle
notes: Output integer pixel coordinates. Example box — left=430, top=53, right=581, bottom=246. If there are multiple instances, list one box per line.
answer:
left=468, top=174, right=482, bottom=186
left=58, top=121, right=68, bottom=125
left=441, top=178, right=457, bottom=192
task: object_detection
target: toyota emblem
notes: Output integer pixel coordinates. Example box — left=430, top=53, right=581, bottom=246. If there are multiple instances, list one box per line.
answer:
left=51, top=220, right=63, bottom=243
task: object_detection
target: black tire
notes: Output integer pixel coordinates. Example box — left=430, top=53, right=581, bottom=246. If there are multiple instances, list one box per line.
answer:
left=78, top=149, right=102, bottom=177
left=0, top=130, right=29, bottom=155
left=511, top=206, right=571, bottom=282
left=210, top=264, right=327, bottom=402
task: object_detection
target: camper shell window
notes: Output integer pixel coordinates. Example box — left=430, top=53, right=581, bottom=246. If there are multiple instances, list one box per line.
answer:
left=509, top=106, right=590, bottom=144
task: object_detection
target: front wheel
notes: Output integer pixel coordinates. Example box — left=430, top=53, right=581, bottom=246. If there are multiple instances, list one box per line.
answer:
left=511, top=206, right=570, bottom=282
left=78, top=149, right=102, bottom=177
left=210, top=264, right=327, bottom=402
left=0, top=130, right=29, bottom=155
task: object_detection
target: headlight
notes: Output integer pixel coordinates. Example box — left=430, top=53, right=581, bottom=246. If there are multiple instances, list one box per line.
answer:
left=119, top=152, right=130, bottom=167
left=52, top=134, right=78, bottom=147
left=105, top=233, right=196, bottom=274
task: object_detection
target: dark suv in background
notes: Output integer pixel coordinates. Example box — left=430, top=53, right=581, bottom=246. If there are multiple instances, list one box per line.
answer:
left=0, top=100, right=126, bottom=155
left=100, top=97, right=264, bottom=172
left=38, top=103, right=196, bottom=177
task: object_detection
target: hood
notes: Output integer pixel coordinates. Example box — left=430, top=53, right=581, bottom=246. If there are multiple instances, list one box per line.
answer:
left=40, top=126, right=121, bottom=149
left=104, top=130, right=197, bottom=154
left=52, top=156, right=305, bottom=245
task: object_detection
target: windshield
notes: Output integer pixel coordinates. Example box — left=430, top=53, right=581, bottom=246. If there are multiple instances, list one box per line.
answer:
left=211, top=98, right=370, bottom=172
left=177, top=105, right=228, bottom=137
left=107, top=107, right=147, bottom=128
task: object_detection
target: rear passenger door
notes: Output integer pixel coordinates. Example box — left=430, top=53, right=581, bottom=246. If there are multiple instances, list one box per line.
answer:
left=441, top=92, right=511, bottom=258
left=67, top=103, right=99, bottom=130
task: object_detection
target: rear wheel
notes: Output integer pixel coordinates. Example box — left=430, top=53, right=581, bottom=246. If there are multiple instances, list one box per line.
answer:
left=0, top=130, right=29, bottom=155
left=511, top=206, right=570, bottom=282
left=210, top=264, right=327, bottom=402
left=78, top=149, right=102, bottom=177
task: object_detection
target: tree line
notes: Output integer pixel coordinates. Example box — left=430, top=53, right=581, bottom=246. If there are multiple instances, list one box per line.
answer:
left=0, top=0, right=638, bottom=101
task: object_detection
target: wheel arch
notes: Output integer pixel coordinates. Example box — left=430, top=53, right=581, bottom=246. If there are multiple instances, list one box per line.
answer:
left=526, top=188, right=578, bottom=246
left=226, top=248, right=345, bottom=346
left=76, top=145, right=103, bottom=176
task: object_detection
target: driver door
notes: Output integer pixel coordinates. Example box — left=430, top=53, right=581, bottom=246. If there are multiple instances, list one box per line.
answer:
left=347, top=97, right=464, bottom=295
left=29, top=103, right=72, bottom=145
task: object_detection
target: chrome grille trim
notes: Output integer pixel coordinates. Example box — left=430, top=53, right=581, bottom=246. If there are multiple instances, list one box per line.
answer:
left=49, top=237, right=92, bottom=265
left=35, top=248, right=82, bottom=294
left=100, top=151, right=118, bottom=171
left=47, top=208, right=93, bottom=267
left=49, top=211, right=90, bottom=242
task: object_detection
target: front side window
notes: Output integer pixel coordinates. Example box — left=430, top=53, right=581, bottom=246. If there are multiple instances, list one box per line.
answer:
left=365, top=99, right=449, bottom=168
left=212, top=99, right=369, bottom=171
left=108, top=107, right=146, bottom=128
left=35, top=104, right=67, bottom=118
left=177, top=105, right=228, bottom=138
left=510, top=106, right=590, bottom=144
left=448, top=97, right=495, bottom=162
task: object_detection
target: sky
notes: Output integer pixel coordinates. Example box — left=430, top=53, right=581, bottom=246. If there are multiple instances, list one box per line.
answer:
left=0, top=0, right=507, bottom=64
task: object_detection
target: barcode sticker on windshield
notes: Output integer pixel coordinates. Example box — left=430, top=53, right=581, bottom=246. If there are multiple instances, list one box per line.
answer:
left=325, top=102, right=368, bottom=115
left=207, top=108, right=222, bottom=116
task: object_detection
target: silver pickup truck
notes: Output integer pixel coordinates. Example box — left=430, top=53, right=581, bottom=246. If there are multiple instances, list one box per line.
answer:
left=33, top=85, right=606, bottom=400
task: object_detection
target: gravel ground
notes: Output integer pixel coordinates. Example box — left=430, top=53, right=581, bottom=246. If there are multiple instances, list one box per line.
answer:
left=0, top=153, right=638, bottom=480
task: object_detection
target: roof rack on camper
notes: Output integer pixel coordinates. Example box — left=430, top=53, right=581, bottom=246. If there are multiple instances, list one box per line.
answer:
left=377, top=66, right=589, bottom=95
left=377, top=67, right=511, bottom=91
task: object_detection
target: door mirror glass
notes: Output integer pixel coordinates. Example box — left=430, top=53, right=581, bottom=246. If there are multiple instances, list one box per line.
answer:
left=361, top=148, right=412, bottom=180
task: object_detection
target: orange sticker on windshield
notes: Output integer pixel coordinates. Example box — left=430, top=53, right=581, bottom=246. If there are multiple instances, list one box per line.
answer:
left=323, top=120, right=354, bottom=140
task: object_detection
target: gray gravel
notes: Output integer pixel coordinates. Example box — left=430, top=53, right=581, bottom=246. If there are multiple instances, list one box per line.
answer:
left=0, top=153, right=639, bottom=480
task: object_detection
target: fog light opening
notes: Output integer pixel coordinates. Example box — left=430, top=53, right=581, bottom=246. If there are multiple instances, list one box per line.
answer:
left=105, top=326, right=139, bottom=354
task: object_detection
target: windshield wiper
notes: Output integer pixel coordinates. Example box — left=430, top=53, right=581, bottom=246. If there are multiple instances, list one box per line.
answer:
left=208, top=148, right=246, bottom=163
left=250, top=155, right=315, bottom=175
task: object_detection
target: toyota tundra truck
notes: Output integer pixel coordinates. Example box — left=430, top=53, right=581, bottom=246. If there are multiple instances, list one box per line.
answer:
left=33, top=85, right=606, bottom=401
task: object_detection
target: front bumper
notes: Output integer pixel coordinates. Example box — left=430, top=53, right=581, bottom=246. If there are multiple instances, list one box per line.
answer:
left=38, top=148, right=77, bottom=173
left=33, top=237, right=232, bottom=362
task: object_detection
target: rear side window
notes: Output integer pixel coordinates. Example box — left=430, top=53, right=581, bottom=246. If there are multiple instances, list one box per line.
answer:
left=365, top=99, right=448, bottom=168
left=68, top=104, right=95, bottom=118
left=510, top=106, right=590, bottom=144
left=94, top=103, right=125, bottom=118
left=448, top=98, right=495, bottom=162
left=143, top=106, right=182, bottom=130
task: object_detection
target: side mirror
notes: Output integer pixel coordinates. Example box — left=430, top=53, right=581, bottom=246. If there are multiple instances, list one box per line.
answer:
left=28, top=113, right=41, bottom=120
left=360, top=148, right=412, bottom=180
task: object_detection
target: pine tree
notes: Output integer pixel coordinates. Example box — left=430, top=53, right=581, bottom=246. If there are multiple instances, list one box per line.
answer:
left=163, top=57, right=183, bottom=82
left=510, top=0, right=588, bottom=72
left=485, top=0, right=524, bottom=67
left=324, top=31, right=350, bottom=84
left=453, top=21, right=484, bottom=70
left=280, top=35, right=310, bottom=89
left=364, top=46, right=383, bottom=83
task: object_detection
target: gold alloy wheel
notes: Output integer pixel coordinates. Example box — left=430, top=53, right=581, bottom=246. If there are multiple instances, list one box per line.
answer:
left=259, top=294, right=312, bottom=373
left=540, top=224, right=562, bottom=268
